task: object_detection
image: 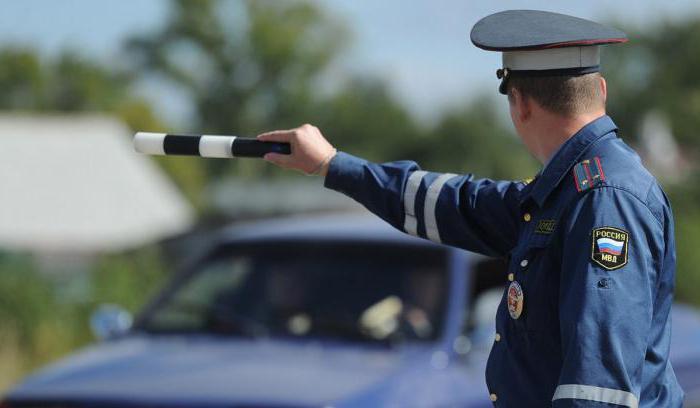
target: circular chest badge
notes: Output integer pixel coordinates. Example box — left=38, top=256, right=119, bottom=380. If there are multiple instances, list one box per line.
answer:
left=507, top=281, right=524, bottom=320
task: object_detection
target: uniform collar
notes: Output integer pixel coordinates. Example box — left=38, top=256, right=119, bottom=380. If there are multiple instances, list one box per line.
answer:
left=521, top=115, right=618, bottom=208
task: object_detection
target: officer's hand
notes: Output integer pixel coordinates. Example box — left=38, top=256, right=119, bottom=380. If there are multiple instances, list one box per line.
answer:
left=257, top=124, right=337, bottom=176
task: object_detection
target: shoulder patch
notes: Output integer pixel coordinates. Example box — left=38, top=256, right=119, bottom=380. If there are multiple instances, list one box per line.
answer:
left=573, top=157, right=605, bottom=192
left=591, top=226, right=629, bottom=270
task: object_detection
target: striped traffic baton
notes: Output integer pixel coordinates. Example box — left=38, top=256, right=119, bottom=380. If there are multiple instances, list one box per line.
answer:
left=133, top=132, right=291, bottom=158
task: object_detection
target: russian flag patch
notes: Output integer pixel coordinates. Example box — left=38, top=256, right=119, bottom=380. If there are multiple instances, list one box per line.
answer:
left=592, top=226, right=629, bottom=270
left=573, top=157, right=605, bottom=192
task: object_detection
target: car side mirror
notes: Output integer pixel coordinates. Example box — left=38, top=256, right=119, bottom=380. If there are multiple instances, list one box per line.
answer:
left=90, top=304, right=133, bottom=341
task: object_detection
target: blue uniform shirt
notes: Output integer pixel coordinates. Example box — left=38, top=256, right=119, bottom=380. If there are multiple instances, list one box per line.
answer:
left=324, top=115, right=683, bottom=407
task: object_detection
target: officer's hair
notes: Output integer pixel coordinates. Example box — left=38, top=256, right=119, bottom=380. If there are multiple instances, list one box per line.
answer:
left=507, top=72, right=605, bottom=117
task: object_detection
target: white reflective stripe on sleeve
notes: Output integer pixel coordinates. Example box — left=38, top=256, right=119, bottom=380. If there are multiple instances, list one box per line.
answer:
left=133, top=132, right=166, bottom=155
left=424, top=173, right=458, bottom=243
left=199, top=135, right=235, bottom=158
left=552, top=384, right=638, bottom=408
left=403, top=171, right=428, bottom=236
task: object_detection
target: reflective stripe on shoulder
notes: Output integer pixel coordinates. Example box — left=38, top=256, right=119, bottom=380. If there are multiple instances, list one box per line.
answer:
left=424, top=173, right=458, bottom=243
left=403, top=171, right=428, bottom=236
left=552, top=384, right=638, bottom=408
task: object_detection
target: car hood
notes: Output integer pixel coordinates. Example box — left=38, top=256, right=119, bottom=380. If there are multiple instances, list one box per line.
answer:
left=6, top=334, right=439, bottom=407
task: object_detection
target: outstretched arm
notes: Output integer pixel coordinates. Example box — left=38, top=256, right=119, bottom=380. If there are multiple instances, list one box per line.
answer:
left=259, top=124, right=525, bottom=257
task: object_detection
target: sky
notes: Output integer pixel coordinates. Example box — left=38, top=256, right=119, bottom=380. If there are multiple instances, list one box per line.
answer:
left=1, top=0, right=699, bottom=125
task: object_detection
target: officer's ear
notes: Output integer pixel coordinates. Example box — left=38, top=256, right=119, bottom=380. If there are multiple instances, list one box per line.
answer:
left=599, top=75, right=607, bottom=105
left=508, top=87, right=532, bottom=124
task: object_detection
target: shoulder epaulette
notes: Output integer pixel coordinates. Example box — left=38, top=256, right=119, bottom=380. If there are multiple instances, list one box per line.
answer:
left=573, top=156, right=606, bottom=192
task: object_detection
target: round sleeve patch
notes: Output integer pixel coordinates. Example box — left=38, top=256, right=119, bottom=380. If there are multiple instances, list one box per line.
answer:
left=591, top=226, right=629, bottom=270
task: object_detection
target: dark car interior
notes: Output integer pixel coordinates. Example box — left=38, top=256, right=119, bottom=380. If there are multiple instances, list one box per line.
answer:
left=137, top=241, right=450, bottom=345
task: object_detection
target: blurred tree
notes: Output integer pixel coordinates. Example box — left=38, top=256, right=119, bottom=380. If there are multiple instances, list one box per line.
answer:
left=422, top=98, right=538, bottom=179
left=0, top=49, right=44, bottom=109
left=127, top=0, right=347, bottom=180
left=668, top=179, right=700, bottom=305
left=0, top=247, right=169, bottom=391
left=605, top=18, right=700, bottom=152
left=0, top=49, right=162, bottom=130
left=0, top=254, right=52, bottom=348
left=312, top=78, right=424, bottom=163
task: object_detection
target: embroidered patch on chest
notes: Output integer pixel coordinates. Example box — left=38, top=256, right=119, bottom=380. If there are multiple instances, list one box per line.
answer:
left=591, top=226, right=629, bottom=270
left=535, top=219, right=556, bottom=234
left=573, top=157, right=605, bottom=192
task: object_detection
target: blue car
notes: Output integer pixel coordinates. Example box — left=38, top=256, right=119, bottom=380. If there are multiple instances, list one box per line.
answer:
left=4, top=214, right=700, bottom=407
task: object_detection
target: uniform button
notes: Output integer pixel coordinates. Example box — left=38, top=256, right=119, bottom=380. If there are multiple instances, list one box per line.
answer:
left=507, top=273, right=514, bottom=281
left=520, top=259, right=529, bottom=268
left=495, top=333, right=501, bottom=342
left=490, top=393, right=498, bottom=402
left=523, top=213, right=531, bottom=222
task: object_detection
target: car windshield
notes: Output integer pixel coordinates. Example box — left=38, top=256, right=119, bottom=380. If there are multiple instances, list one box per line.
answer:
left=138, top=241, right=448, bottom=344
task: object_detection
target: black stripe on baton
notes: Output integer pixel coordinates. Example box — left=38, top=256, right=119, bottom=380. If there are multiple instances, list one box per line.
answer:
left=163, top=134, right=201, bottom=155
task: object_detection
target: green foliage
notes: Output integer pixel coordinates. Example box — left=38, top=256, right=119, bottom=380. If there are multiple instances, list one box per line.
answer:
left=606, top=18, right=700, bottom=150
left=0, top=49, right=44, bottom=109
left=0, top=254, right=85, bottom=389
left=0, top=248, right=169, bottom=391
left=91, top=246, right=169, bottom=313
left=127, top=0, right=348, bottom=181
left=665, top=179, right=700, bottom=305
left=0, top=253, right=52, bottom=346
left=313, top=79, right=424, bottom=163
left=424, top=99, right=538, bottom=178
left=0, top=48, right=165, bottom=134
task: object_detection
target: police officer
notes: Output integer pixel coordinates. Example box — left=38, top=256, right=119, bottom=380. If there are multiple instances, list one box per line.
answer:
left=258, top=10, right=683, bottom=407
